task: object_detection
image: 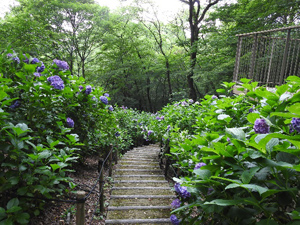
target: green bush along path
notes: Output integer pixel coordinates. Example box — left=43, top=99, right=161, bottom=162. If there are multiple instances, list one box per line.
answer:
left=106, top=144, right=175, bottom=224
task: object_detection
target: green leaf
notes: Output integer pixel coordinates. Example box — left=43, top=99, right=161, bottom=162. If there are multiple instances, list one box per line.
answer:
left=0, top=90, right=8, bottom=102
left=193, top=169, right=211, bottom=180
left=217, top=114, right=230, bottom=120
left=204, top=199, right=243, bottom=206
left=0, top=207, right=6, bottom=220
left=7, top=198, right=19, bottom=210
left=288, top=103, right=300, bottom=116
left=50, top=164, right=60, bottom=172
left=247, top=113, right=260, bottom=124
left=16, top=213, right=30, bottom=224
left=225, top=128, right=245, bottom=141
left=225, top=183, right=268, bottom=195
left=38, top=150, right=51, bottom=159
left=241, top=167, right=260, bottom=184
left=256, top=219, right=278, bottom=225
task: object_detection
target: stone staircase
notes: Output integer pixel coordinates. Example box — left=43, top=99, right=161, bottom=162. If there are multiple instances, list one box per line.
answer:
left=105, top=144, right=174, bottom=224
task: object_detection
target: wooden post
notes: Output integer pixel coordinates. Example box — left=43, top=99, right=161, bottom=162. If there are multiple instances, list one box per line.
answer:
left=98, top=158, right=104, bottom=213
left=279, top=29, right=291, bottom=85
left=76, top=191, right=85, bottom=225
left=109, top=144, right=113, bottom=177
left=233, top=36, right=243, bottom=82
left=249, top=34, right=258, bottom=80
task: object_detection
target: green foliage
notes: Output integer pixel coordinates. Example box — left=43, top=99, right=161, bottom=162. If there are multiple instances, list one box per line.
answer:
left=0, top=49, right=116, bottom=224
left=148, top=76, right=300, bottom=224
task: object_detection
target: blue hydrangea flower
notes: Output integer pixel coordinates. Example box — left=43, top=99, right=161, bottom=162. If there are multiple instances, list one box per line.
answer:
left=227, top=137, right=231, bottom=142
left=31, top=58, right=40, bottom=64
left=254, top=118, right=270, bottom=134
left=104, top=93, right=109, bottom=97
left=189, top=99, right=194, bottom=104
left=85, top=85, right=92, bottom=95
left=37, top=62, right=45, bottom=73
left=66, top=117, right=74, bottom=128
left=115, top=132, right=120, bottom=137
left=171, top=199, right=181, bottom=209
left=170, top=215, right=180, bottom=225
left=100, top=96, right=108, bottom=105
left=167, top=125, right=171, bottom=131
left=47, top=75, right=64, bottom=90
left=194, top=162, right=206, bottom=170
left=156, top=116, right=160, bottom=120
left=181, top=101, right=187, bottom=106
left=10, top=100, right=21, bottom=109
left=212, top=95, right=218, bottom=99
left=148, top=130, right=153, bottom=136
left=249, top=107, right=254, bottom=113
left=79, top=85, right=83, bottom=91
left=291, top=118, right=300, bottom=133
left=108, top=106, right=114, bottom=111
left=174, top=183, right=181, bottom=193
left=53, top=59, right=69, bottom=70
left=161, top=116, right=164, bottom=120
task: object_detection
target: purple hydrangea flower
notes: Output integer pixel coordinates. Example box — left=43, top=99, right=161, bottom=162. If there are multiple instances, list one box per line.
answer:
left=47, top=75, right=64, bottom=90
left=207, top=187, right=214, bottom=195
left=212, top=95, right=218, bottom=99
left=174, top=183, right=190, bottom=199
left=115, top=132, right=120, bottom=137
left=66, top=117, right=74, bottom=128
left=53, top=59, right=69, bottom=70
left=6, top=53, right=13, bottom=57
left=85, top=85, right=92, bottom=95
left=121, top=105, right=127, bottom=110
left=148, top=130, right=153, bottom=136
left=37, top=62, right=45, bottom=73
left=189, top=99, right=194, bottom=104
left=10, top=100, right=21, bottom=109
left=249, top=107, right=254, bottom=113
left=227, top=137, right=231, bottom=143
left=171, top=199, right=181, bottom=209
left=161, top=116, right=164, bottom=120
left=156, top=116, right=161, bottom=120
left=79, top=85, right=83, bottom=91
left=108, top=106, right=114, bottom=111
left=181, top=101, right=187, bottom=106
left=100, top=96, right=108, bottom=105
left=254, top=118, right=270, bottom=134
left=170, top=215, right=180, bottom=225
left=194, top=162, right=206, bottom=170
left=104, top=93, right=109, bottom=97
left=291, top=118, right=300, bottom=133
left=34, top=72, right=41, bottom=77
left=167, top=125, right=171, bottom=131
left=7, top=54, right=20, bottom=64
left=23, top=54, right=29, bottom=64
left=31, top=58, right=40, bottom=64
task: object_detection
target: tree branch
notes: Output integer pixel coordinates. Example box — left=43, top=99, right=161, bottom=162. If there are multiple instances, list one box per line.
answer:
left=197, top=0, right=219, bottom=24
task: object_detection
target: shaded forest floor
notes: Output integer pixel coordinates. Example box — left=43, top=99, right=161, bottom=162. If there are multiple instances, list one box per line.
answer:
left=30, top=155, right=113, bottom=225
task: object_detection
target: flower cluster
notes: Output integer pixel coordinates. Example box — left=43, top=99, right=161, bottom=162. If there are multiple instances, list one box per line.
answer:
left=108, top=106, right=114, bottom=111
left=156, top=116, right=164, bottom=120
left=171, top=199, right=181, bottom=209
left=291, top=118, right=300, bottom=133
left=7, top=53, right=20, bottom=64
left=37, top=62, right=45, bottom=73
left=53, top=59, right=69, bottom=70
left=47, top=75, right=64, bottom=90
left=10, top=100, right=21, bottom=109
left=85, top=85, right=92, bottom=95
left=100, top=96, right=108, bottom=105
left=254, top=118, right=270, bottom=134
left=194, top=162, right=206, bottom=170
left=66, top=117, right=74, bottom=128
left=147, top=130, right=153, bottom=136
left=174, top=183, right=191, bottom=199
left=181, top=101, right=187, bottom=106
left=212, top=95, right=218, bottom=99
left=189, top=99, right=194, bottom=104
left=31, top=58, right=40, bottom=64
left=170, top=215, right=180, bottom=225
left=104, top=93, right=109, bottom=97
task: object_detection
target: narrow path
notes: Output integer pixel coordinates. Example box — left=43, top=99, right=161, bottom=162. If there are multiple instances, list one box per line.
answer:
left=105, top=144, right=174, bottom=224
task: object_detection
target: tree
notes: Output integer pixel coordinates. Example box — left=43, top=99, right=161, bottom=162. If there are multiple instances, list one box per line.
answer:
left=179, top=0, right=220, bottom=100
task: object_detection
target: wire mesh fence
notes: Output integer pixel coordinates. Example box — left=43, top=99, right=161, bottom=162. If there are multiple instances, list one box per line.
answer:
left=233, top=25, right=300, bottom=87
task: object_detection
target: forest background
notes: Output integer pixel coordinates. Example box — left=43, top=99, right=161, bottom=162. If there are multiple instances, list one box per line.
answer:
left=0, top=0, right=299, bottom=112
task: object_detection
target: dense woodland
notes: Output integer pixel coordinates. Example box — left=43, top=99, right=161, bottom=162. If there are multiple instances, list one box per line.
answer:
left=1, top=0, right=299, bottom=111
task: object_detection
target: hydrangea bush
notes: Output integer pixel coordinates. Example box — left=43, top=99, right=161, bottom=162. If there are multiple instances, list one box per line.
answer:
left=0, top=49, right=117, bottom=224
left=148, top=78, right=300, bottom=224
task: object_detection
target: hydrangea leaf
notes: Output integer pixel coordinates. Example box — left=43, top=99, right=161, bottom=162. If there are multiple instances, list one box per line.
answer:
left=225, top=128, right=245, bottom=141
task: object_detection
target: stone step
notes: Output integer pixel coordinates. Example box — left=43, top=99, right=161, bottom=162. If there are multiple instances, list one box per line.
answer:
left=110, top=195, right=175, bottom=199
left=114, top=181, right=169, bottom=188
left=118, top=165, right=160, bottom=169
left=118, top=162, right=159, bottom=166
left=111, top=187, right=174, bottom=196
left=121, top=158, right=158, bottom=161
left=108, top=206, right=172, bottom=211
left=106, top=208, right=172, bottom=220
left=109, top=197, right=174, bottom=207
left=114, top=175, right=165, bottom=181
left=105, top=218, right=171, bottom=224
left=115, top=169, right=162, bottom=176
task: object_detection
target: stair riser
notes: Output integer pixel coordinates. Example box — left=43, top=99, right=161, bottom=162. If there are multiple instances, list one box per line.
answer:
left=106, top=209, right=172, bottom=220
left=111, top=189, right=174, bottom=196
left=109, top=198, right=174, bottom=207
left=114, top=182, right=169, bottom=188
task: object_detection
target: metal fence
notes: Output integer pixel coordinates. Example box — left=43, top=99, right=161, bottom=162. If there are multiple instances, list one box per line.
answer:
left=233, top=25, right=300, bottom=86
